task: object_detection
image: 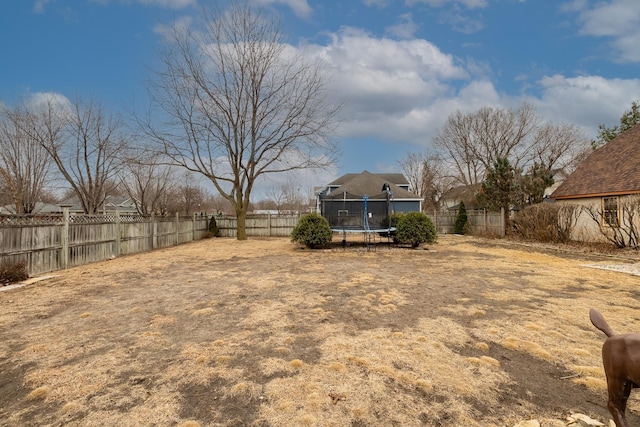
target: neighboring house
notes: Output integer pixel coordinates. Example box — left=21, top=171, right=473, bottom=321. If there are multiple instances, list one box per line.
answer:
left=58, top=196, right=139, bottom=215
left=551, top=123, right=640, bottom=242
left=439, top=184, right=481, bottom=212
left=104, top=196, right=139, bottom=214
left=0, top=202, right=65, bottom=215
left=544, top=169, right=569, bottom=198
left=440, top=169, right=565, bottom=213
left=318, top=171, right=422, bottom=231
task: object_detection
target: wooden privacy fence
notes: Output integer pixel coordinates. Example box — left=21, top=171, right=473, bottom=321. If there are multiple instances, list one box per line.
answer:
left=426, top=208, right=505, bottom=236
left=215, top=213, right=301, bottom=238
left=1, top=210, right=504, bottom=276
left=0, top=209, right=209, bottom=276
left=214, top=210, right=505, bottom=238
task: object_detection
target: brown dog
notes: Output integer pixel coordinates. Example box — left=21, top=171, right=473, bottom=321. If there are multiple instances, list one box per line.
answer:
left=590, top=308, right=640, bottom=427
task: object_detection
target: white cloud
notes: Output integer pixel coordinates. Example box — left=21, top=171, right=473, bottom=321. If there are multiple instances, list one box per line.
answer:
left=137, top=0, right=196, bottom=8
left=439, top=9, right=484, bottom=34
left=534, top=74, right=640, bottom=131
left=302, top=28, right=482, bottom=145
left=406, top=0, right=488, bottom=9
left=87, top=0, right=196, bottom=8
left=571, top=0, right=640, bottom=63
left=298, top=25, right=640, bottom=157
left=27, top=91, right=72, bottom=109
left=386, top=13, right=419, bottom=39
left=153, top=15, right=192, bottom=40
left=33, top=0, right=53, bottom=14
left=560, top=0, right=588, bottom=13
left=254, top=0, right=313, bottom=18
left=363, top=0, right=391, bottom=8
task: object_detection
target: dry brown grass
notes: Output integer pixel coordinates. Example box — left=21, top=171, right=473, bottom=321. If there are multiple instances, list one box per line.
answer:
left=2, top=235, right=640, bottom=426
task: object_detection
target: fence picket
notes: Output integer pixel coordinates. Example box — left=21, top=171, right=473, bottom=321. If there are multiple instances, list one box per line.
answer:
left=0, top=209, right=209, bottom=276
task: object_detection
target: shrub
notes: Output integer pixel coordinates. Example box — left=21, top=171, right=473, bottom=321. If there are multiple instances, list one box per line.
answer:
left=381, top=212, right=404, bottom=229
left=512, top=203, right=579, bottom=243
left=454, top=201, right=468, bottom=234
left=396, top=211, right=437, bottom=247
left=0, top=259, right=28, bottom=285
left=291, top=213, right=332, bottom=248
left=208, top=216, right=220, bottom=237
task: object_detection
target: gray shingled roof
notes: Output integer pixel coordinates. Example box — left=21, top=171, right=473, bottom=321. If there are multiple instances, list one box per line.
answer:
left=323, top=171, right=419, bottom=200
left=328, top=171, right=409, bottom=187
left=551, top=123, right=640, bottom=200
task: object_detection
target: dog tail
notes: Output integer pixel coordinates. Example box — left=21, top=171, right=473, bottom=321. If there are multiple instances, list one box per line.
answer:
left=590, top=308, right=616, bottom=337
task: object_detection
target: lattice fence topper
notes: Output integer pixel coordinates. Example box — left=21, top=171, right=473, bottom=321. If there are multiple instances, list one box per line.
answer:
left=0, top=214, right=64, bottom=226
left=69, top=214, right=116, bottom=224
left=119, top=214, right=148, bottom=223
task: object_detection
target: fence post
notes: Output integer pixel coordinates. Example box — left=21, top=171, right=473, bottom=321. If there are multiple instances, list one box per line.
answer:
left=484, top=209, right=487, bottom=234
left=175, top=212, right=180, bottom=244
left=62, top=207, right=69, bottom=269
left=268, top=212, right=272, bottom=237
left=192, top=213, right=196, bottom=241
left=500, top=207, right=505, bottom=237
left=115, top=211, right=121, bottom=256
left=433, top=210, right=437, bottom=233
left=151, top=214, right=156, bottom=250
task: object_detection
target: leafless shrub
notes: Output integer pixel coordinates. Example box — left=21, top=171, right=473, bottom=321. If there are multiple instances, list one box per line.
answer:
left=513, top=203, right=579, bottom=243
left=0, top=259, right=28, bottom=285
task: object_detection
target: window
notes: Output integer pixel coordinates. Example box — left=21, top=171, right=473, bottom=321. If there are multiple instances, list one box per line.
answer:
left=603, top=197, right=619, bottom=226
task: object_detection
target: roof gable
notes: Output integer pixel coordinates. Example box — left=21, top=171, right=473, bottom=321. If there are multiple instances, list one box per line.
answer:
left=328, top=170, right=409, bottom=187
left=323, top=171, right=419, bottom=200
left=551, top=123, right=640, bottom=199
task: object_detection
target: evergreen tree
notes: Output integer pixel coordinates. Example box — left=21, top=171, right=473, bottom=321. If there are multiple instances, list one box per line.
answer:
left=520, top=162, right=554, bottom=205
left=479, top=156, right=519, bottom=234
left=592, top=100, right=640, bottom=149
left=454, top=201, right=468, bottom=234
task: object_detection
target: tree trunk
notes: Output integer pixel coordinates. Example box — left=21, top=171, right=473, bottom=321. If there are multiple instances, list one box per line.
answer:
left=501, top=206, right=508, bottom=237
left=236, top=209, right=247, bottom=240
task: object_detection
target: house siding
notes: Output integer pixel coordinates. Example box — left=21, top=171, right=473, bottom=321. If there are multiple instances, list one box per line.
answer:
left=556, top=195, right=640, bottom=243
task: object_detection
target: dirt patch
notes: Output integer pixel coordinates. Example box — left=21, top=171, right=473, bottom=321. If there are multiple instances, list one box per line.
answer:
left=2, top=235, right=640, bottom=426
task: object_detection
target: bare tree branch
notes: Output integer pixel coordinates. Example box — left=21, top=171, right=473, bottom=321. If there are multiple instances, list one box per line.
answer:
left=0, top=105, right=52, bottom=213
left=433, top=103, right=589, bottom=191
left=138, top=1, right=340, bottom=239
left=17, top=96, right=128, bottom=214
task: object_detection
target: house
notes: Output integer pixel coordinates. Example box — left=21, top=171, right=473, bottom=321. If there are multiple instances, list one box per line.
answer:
left=439, top=184, right=481, bottom=212
left=544, top=169, right=569, bottom=198
left=57, top=195, right=139, bottom=215
left=318, top=171, right=422, bottom=231
left=0, top=202, right=65, bottom=215
left=551, top=123, right=640, bottom=242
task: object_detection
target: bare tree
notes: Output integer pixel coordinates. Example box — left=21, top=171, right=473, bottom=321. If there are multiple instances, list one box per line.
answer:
left=433, top=104, right=539, bottom=187
left=266, top=179, right=305, bottom=214
left=397, top=152, right=449, bottom=211
left=0, top=105, right=51, bottom=213
left=19, top=96, right=128, bottom=214
left=432, top=110, right=485, bottom=187
left=265, top=185, right=287, bottom=214
left=397, top=152, right=427, bottom=197
left=208, top=192, right=232, bottom=214
left=140, top=1, right=339, bottom=239
left=178, top=182, right=207, bottom=215
left=120, top=153, right=176, bottom=215
left=433, top=104, right=589, bottom=195
left=529, top=122, right=590, bottom=173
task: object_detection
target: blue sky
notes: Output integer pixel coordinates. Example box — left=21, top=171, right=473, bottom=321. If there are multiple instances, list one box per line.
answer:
left=2, top=0, right=640, bottom=198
